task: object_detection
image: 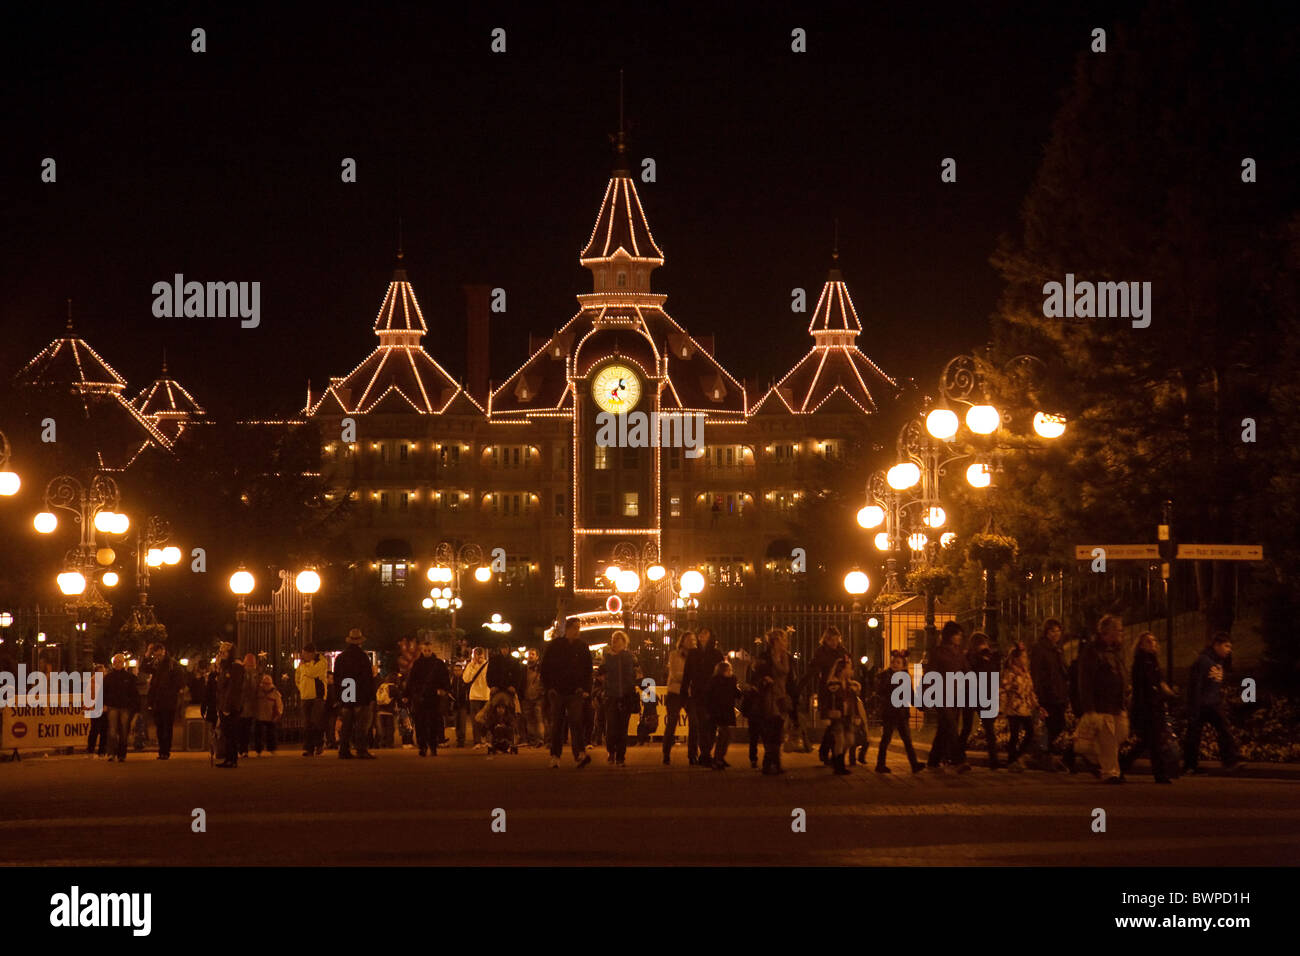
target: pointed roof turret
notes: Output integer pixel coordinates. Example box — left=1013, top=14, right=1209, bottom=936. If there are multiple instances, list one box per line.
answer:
left=754, top=250, right=898, bottom=415
left=306, top=257, right=480, bottom=417
left=133, top=354, right=206, bottom=439
left=579, top=78, right=663, bottom=275
left=15, top=304, right=128, bottom=394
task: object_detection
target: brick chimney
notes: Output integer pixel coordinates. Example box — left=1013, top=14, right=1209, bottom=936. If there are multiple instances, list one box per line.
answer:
left=463, top=285, right=491, bottom=406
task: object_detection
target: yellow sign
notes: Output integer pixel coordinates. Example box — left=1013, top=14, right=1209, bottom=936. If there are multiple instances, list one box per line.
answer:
left=1074, top=544, right=1159, bottom=560
left=1, top=699, right=93, bottom=750
left=1176, top=544, right=1263, bottom=561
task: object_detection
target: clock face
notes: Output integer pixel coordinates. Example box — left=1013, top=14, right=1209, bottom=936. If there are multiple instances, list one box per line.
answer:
left=591, top=364, right=642, bottom=415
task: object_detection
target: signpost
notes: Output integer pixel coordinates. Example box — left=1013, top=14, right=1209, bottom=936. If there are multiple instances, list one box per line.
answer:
left=1077, top=500, right=1262, bottom=676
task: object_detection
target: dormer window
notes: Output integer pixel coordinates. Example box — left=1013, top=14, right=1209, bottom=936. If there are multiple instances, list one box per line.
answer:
left=617, top=272, right=627, bottom=288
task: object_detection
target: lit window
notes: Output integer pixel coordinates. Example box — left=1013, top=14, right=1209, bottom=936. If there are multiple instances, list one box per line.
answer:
left=594, top=445, right=610, bottom=470
left=623, top=493, right=639, bottom=517
left=670, top=496, right=681, bottom=517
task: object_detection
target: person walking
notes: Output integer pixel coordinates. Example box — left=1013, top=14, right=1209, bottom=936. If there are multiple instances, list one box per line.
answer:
left=213, top=642, right=246, bottom=768
left=104, top=653, right=138, bottom=763
left=405, top=635, right=450, bottom=757
left=237, top=653, right=259, bottom=758
left=1123, top=631, right=1178, bottom=783
left=449, top=662, right=472, bottom=747
left=601, top=630, right=638, bottom=765
left=682, top=626, right=724, bottom=767
left=1030, top=618, right=1072, bottom=770
left=812, top=626, right=849, bottom=765
left=462, top=647, right=491, bottom=749
left=147, top=645, right=185, bottom=760
left=753, top=627, right=793, bottom=775
left=875, top=649, right=923, bottom=773
left=959, top=633, right=1001, bottom=770
left=1077, top=614, right=1128, bottom=783
left=335, top=627, right=377, bottom=759
left=1002, top=642, right=1041, bottom=770
left=822, top=657, right=856, bottom=775
left=924, top=622, right=969, bottom=773
left=254, top=673, right=283, bottom=755
left=705, top=659, right=739, bottom=770
left=519, top=647, right=546, bottom=747
left=1184, top=632, right=1244, bottom=774
left=296, top=643, right=328, bottom=756
left=661, top=632, right=696, bottom=765
left=540, top=617, right=593, bottom=768
left=85, top=664, right=109, bottom=758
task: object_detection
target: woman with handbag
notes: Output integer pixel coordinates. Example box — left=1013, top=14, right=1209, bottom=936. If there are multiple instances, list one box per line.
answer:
left=1122, top=631, right=1178, bottom=783
left=601, top=630, right=638, bottom=765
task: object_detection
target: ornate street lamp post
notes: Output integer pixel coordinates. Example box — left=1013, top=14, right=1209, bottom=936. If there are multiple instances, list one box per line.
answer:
left=427, top=542, right=489, bottom=633
left=229, top=567, right=255, bottom=656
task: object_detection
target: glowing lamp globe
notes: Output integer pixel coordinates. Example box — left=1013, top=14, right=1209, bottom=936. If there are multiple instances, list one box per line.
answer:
left=680, top=569, right=705, bottom=595
left=442, top=587, right=454, bottom=599
left=229, top=570, right=255, bottom=595
left=113, top=512, right=130, bottom=534
left=966, top=463, right=992, bottom=489
left=147, top=548, right=164, bottom=567
left=34, top=512, right=57, bottom=534
left=435, top=598, right=450, bottom=610
left=615, top=569, right=640, bottom=593
left=886, top=462, right=921, bottom=490
left=908, top=533, right=928, bottom=552
left=474, top=566, right=492, bottom=583
left=940, top=532, right=957, bottom=548
left=0, top=472, right=19, bottom=496
left=0, top=612, right=12, bottom=627
left=646, top=564, right=666, bottom=582
left=426, top=566, right=440, bottom=583
left=101, top=571, right=119, bottom=587
left=966, top=404, right=1001, bottom=435
left=857, top=505, right=885, bottom=529
left=93, top=510, right=116, bottom=533
left=923, top=506, right=947, bottom=528
left=421, top=597, right=434, bottom=609
left=452, top=597, right=462, bottom=609
left=843, top=570, right=870, bottom=595
left=491, top=613, right=502, bottom=623
left=57, top=571, right=86, bottom=596
left=866, top=616, right=880, bottom=628
left=162, top=546, right=182, bottom=565
left=295, top=570, right=321, bottom=594
left=96, top=547, right=116, bottom=566
left=925, top=408, right=959, bottom=440
left=604, top=564, right=621, bottom=583
left=1033, top=412, right=1067, bottom=439
left=873, top=532, right=891, bottom=552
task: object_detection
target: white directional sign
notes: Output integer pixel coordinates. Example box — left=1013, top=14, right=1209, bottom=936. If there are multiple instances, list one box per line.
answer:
left=1074, top=544, right=1159, bottom=560
left=1176, top=544, right=1263, bottom=561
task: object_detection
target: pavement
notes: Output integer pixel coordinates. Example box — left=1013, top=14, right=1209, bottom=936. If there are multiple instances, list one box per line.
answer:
left=2, top=741, right=1297, bottom=866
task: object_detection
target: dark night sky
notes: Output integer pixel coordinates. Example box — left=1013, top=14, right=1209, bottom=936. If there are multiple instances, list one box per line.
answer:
left=2, top=2, right=1138, bottom=419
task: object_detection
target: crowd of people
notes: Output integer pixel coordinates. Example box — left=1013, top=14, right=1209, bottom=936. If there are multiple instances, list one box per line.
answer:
left=83, top=612, right=1247, bottom=782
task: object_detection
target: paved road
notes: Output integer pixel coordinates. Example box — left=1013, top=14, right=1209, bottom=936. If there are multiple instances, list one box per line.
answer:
left=1, top=745, right=1296, bottom=866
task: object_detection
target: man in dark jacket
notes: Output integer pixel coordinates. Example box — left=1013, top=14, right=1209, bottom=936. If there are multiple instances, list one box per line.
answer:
left=1184, top=632, right=1243, bottom=774
left=213, top=642, right=245, bottom=768
left=335, top=627, right=377, bottom=759
left=1123, top=631, right=1177, bottom=783
left=405, top=636, right=450, bottom=757
left=1077, top=614, right=1127, bottom=782
left=958, top=634, right=1000, bottom=770
left=104, top=654, right=138, bottom=762
left=1030, top=619, right=1069, bottom=745
left=540, top=617, right=593, bottom=768
left=681, top=627, right=724, bottom=767
left=146, top=644, right=186, bottom=759
left=924, top=621, right=969, bottom=772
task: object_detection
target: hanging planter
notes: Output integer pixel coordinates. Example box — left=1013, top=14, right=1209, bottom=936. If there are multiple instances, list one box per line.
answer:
left=906, top=566, right=953, bottom=596
left=967, top=532, right=1019, bottom=570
